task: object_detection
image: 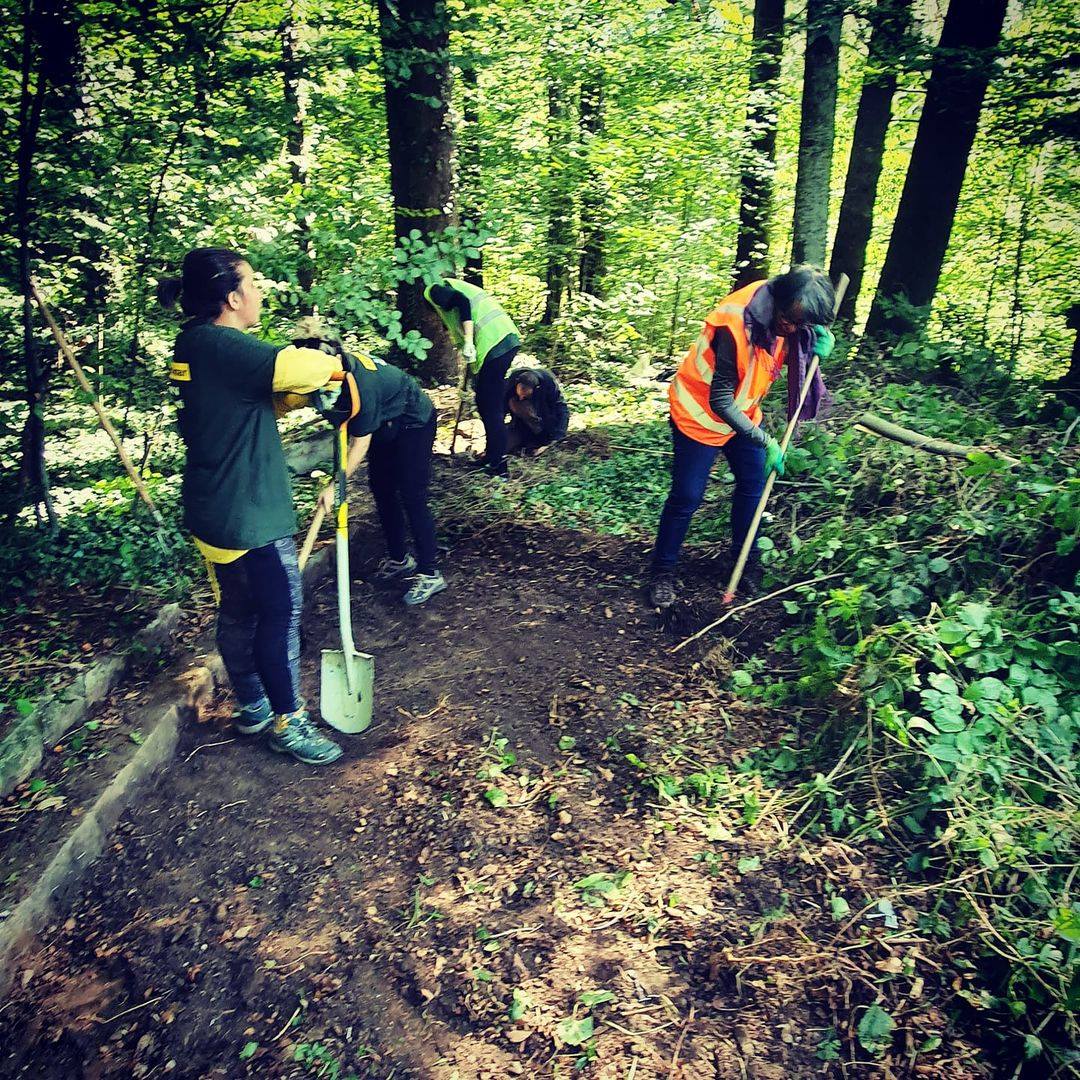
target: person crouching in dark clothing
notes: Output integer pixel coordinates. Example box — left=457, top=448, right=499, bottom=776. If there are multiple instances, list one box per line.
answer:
left=504, top=368, right=570, bottom=457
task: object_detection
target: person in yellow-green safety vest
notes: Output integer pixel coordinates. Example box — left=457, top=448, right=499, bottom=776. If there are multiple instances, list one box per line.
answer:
left=161, top=247, right=345, bottom=766
left=424, top=278, right=521, bottom=477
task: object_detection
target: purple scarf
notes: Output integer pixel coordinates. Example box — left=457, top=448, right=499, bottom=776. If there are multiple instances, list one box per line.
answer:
left=744, top=283, right=832, bottom=425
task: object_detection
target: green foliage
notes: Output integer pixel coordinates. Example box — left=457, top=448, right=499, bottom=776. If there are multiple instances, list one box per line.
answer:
left=0, top=474, right=194, bottom=597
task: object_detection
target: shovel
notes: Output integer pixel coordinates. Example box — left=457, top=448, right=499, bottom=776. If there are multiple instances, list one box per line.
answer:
left=319, top=373, right=375, bottom=734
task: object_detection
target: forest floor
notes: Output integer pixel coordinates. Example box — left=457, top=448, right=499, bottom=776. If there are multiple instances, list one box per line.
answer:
left=0, top=472, right=991, bottom=1079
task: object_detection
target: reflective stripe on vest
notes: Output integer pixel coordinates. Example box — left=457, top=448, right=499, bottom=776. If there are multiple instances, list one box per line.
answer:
left=668, top=281, right=781, bottom=446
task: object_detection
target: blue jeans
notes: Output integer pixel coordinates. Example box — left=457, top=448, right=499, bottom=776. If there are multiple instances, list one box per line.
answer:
left=210, top=537, right=303, bottom=715
left=651, top=422, right=767, bottom=573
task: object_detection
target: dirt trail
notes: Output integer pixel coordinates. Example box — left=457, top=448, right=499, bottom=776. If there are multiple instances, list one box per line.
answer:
left=0, top=517, right=984, bottom=1079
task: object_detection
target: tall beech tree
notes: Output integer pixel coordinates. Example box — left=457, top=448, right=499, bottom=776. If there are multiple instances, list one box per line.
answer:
left=865, top=0, right=1008, bottom=339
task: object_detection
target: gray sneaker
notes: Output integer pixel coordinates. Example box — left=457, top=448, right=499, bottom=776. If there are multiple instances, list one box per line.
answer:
left=403, top=571, right=447, bottom=606
left=235, top=697, right=273, bottom=736
left=268, top=709, right=343, bottom=765
left=374, top=553, right=417, bottom=582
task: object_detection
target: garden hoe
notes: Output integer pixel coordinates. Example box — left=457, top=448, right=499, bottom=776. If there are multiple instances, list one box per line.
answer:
left=320, top=371, right=375, bottom=734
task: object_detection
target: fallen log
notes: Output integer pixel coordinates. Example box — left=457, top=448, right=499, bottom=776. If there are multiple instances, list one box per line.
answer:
left=854, top=411, right=1018, bottom=464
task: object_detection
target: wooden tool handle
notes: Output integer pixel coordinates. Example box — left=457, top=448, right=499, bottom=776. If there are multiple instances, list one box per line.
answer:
left=298, top=503, right=326, bottom=570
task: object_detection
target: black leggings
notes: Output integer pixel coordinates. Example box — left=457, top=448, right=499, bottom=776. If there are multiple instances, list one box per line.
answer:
left=210, top=537, right=302, bottom=715
left=367, top=414, right=439, bottom=574
left=474, top=347, right=517, bottom=471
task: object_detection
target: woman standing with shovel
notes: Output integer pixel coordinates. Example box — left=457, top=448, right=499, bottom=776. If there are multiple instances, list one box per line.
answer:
left=161, top=247, right=344, bottom=765
left=647, top=266, right=837, bottom=609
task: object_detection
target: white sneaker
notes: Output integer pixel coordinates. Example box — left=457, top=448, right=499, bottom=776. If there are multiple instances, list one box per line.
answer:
left=403, top=571, right=447, bottom=606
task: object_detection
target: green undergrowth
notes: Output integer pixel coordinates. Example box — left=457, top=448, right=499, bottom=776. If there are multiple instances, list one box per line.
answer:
left=445, top=362, right=1080, bottom=1075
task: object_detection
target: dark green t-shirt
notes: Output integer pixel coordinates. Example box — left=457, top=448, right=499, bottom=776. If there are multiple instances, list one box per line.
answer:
left=169, top=321, right=297, bottom=550
left=344, top=353, right=434, bottom=439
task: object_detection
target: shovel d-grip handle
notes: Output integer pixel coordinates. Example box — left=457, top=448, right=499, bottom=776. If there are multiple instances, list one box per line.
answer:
left=722, top=273, right=849, bottom=604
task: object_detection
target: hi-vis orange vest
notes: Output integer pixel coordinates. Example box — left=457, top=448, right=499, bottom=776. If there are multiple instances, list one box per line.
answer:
left=669, top=280, right=787, bottom=446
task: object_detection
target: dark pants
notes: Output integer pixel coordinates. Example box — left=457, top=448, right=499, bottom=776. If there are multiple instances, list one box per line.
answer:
left=474, top=347, right=517, bottom=472
left=368, top=414, right=439, bottom=574
left=211, top=537, right=302, bottom=715
left=651, top=422, right=767, bottom=573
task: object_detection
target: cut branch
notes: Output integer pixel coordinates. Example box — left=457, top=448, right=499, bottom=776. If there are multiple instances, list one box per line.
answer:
left=853, top=411, right=1018, bottom=464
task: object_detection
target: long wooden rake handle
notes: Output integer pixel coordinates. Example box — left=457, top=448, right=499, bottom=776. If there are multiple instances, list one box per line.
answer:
left=31, top=279, right=165, bottom=527
left=722, top=272, right=849, bottom=604
left=298, top=503, right=326, bottom=571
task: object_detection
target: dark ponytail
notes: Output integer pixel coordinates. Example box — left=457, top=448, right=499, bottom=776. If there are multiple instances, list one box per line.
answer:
left=157, top=247, right=246, bottom=320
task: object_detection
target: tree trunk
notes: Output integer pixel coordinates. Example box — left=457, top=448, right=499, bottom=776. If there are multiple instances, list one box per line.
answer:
left=828, top=0, right=913, bottom=323
left=733, top=0, right=785, bottom=288
left=16, top=0, right=60, bottom=530
left=378, top=0, right=456, bottom=384
left=791, top=0, right=842, bottom=267
left=865, top=0, right=1008, bottom=340
left=282, top=0, right=314, bottom=303
left=459, top=62, right=483, bottom=286
left=541, top=73, right=573, bottom=327
left=578, top=75, right=605, bottom=298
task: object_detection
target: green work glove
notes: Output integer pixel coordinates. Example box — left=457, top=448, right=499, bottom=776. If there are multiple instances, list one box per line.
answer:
left=812, top=324, right=835, bottom=360
left=764, top=436, right=786, bottom=477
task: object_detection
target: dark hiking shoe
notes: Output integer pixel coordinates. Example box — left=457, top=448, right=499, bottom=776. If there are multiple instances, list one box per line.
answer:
left=648, top=572, right=677, bottom=609
left=403, top=571, right=447, bottom=606
left=374, top=553, right=417, bottom=582
left=235, top=697, right=273, bottom=736
left=268, top=709, right=343, bottom=765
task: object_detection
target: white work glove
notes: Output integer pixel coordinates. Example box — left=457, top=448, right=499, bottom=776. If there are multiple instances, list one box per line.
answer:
left=463, top=341, right=477, bottom=365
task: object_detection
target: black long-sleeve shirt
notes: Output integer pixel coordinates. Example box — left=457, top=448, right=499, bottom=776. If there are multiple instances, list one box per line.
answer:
left=706, top=326, right=769, bottom=447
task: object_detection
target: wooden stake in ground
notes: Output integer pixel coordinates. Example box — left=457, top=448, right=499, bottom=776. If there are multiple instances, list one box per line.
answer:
left=30, top=279, right=165, bottom=528
left=722, top=272, right=849, bottom=603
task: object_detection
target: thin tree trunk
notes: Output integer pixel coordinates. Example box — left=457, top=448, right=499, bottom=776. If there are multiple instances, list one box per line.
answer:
left=667, top=188, right=693, bottom=359
left=791, top=0, right=842, bottom=267
left=733, top=0, right=785, bottom=288
left=119, top=124, right=185, bottom=441
left=459, top=62, right=483, bottom=286
left=16, top=0, right=57, bottom=530
left=378, top=0, right=456, bottom=383
left=282, top=0, right=314, bottom=303
left=541, top=73, right=573, bottom=327
left=828, top=0, right=913, bottom=322
left=1008, top=148, right=1045, bottom=378
left=578, top=75, right=605, bottom=298
left=865, top=0, right=1008, bottom=340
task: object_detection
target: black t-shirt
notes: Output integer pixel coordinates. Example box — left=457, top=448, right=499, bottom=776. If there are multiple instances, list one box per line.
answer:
left=344, top=353, right=434, bottom=439
left=170, top=322, right=297, bottom=549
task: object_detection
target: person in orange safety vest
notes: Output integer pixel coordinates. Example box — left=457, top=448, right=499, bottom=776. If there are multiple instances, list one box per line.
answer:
left=648, top=266, right=836, bottom=609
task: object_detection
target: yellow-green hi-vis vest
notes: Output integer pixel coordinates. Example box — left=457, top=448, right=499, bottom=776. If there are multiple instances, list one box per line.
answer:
left=424, top=279, right=519, bottom=374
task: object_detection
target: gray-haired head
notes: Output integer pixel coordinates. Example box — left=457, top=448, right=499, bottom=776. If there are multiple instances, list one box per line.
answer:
left=768, top=265, right=836, bottom=327
left=292, top=315, right=344, bottom=358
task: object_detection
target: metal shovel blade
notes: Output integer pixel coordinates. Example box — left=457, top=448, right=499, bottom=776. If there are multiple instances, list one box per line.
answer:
left=320, top=647, right=375, bottom=734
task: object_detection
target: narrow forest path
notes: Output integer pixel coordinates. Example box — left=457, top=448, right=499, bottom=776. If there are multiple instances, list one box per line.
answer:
left=0, top=512, right=987, bottom=1079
